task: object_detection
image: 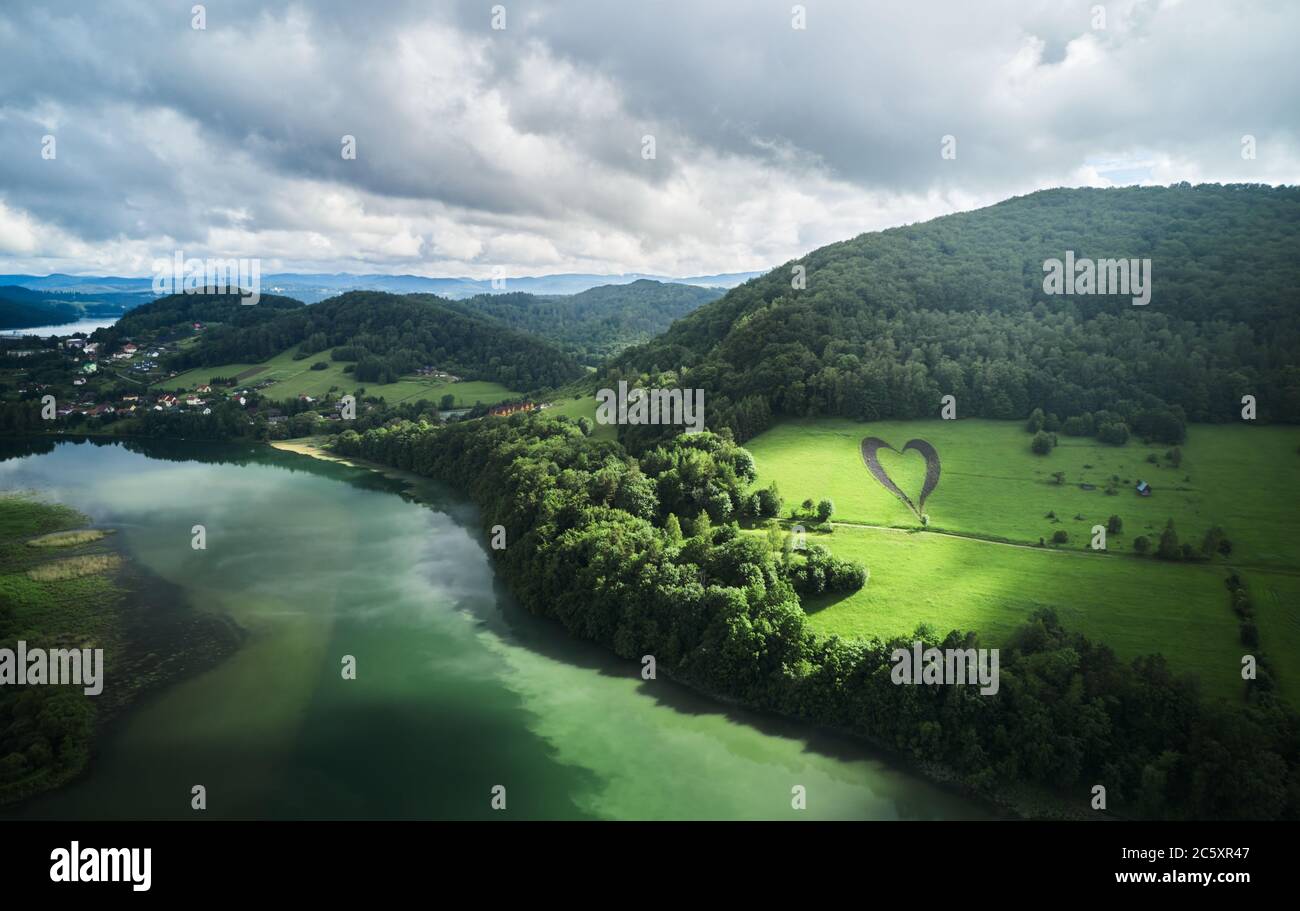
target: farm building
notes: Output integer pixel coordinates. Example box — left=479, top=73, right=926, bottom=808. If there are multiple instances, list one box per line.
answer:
left=1135, top=480, right=1152, bottom=496
left=489, top=401, right=540, bottom=417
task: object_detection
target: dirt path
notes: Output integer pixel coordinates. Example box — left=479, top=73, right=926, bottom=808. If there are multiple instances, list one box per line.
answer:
left=820, top=517, right=1103, bottom=558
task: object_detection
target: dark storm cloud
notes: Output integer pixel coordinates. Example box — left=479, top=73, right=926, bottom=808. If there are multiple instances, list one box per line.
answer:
left=0, top=0, right=1296, bottom=274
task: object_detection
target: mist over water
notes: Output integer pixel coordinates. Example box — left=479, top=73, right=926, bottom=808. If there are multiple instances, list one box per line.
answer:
left=1, top=439, right=987, bottom=820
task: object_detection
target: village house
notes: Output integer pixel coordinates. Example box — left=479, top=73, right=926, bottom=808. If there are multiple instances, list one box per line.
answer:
left=489, top=401, right=540, bottom=417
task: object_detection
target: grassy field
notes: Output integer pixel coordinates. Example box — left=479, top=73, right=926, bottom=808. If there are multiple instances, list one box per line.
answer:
left=544, top=393, right=618, bottom=440
left=1249, top=570, right=1300, bottom=707
left=792, top=525, right=1248, bottom=702
left=0, top=495, right=122, bottom=649
left=746, top=418, right=1300, bottom=569
left=157, top=346, right=521, bottom=407
left=744, top=417, right=1300, bottom=707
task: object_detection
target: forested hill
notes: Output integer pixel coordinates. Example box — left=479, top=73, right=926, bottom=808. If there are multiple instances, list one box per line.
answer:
left=611, top=183, right=1300, bottom=441
left=431, top=279, right=724, bottom=363
left=0, top=288, right=78, bottom=329
left=0, top=285, right=156, bottom=329
left=156, top=290, right=586, bottom=391
left=102, top=291, right=306, bottom=342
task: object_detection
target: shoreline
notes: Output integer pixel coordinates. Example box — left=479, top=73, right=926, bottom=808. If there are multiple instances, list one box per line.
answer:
left=0, top=491, right=242, bottom=810
left=270, top=435, right=1096, bottom=821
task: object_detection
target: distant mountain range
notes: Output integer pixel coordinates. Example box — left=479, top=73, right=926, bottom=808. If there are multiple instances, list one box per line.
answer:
left=0, top=270, right=765, bottom=305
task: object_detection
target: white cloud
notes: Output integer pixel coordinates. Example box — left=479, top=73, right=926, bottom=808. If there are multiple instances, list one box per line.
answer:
left=0, top=0, right=1295, bottom=278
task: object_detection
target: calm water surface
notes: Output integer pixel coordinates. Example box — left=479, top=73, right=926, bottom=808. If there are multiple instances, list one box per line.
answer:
left=1, top=438, right=989, bottom=820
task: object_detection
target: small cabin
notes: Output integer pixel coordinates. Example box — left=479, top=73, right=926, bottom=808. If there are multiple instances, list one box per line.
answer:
left=1135, top=480, right=1151, bottom=497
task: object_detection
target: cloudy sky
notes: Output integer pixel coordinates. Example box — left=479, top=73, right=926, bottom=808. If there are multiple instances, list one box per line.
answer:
left=0, top=0, right=1297, bottom=278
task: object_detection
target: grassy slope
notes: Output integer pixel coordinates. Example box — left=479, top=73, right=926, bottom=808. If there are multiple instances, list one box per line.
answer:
left=747, top=418, right=1300, bottom=568
left=744, top=418, right=1300, bottom=706
left=796, top=525, right=1245, bottom=702
left=156, top=346, right=520, bottom=407
left=544, top=393, right=617, bottom=440
left=1249, top=570, right=1300, bottom=707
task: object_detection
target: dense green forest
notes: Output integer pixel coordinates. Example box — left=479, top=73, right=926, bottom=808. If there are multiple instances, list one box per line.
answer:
left=612, top=184, right=1300, bottom=443
left=0, top=288, right=78, bottom=330
left=0, top=286, right=155, bottom=330
left=133, top=291, right=586, bottom=391
left=434, top=279, right=723, bottom=363
left=332, top=412, right=1298, bottom=819
left=100, top=291, right=305, bottom=343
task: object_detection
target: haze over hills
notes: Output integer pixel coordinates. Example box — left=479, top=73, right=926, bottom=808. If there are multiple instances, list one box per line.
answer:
left=95, top=277, right=727, bottom=381
left=612, top=183, right=1300, bottom=443
left=108, top=290, right=586, bottom=392
left=0, top=270, right=764, bottom=305
left=431, top=279, right=725, bottom=363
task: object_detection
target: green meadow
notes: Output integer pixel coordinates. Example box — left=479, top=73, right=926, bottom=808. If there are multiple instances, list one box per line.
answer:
left=746, top=418, right=1300, bottom=569
left=1250, top=570, right=1300, bottom=707
left=795, top=525, right=1247, bottom=702
left=544, top=392, right=618, bottom=440
left=745, top=418, right=1300, bottom=706
left=157, top=346, right=520, bottom=408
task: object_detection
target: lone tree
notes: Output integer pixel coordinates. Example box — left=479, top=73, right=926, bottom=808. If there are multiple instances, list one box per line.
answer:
left=1107, top=515, right=1123, bottom=534
left=1052, top=530, right=1070, bottom=544
left=1157, top=519, right=1181, bottom=560
left=1031, top=431, right=1054, bottom=455
left=755, top=482, right=783, bottom=518
left=816, top=499, right=835, bottom=523
left=1134, top=535, right=1151, bottom=554
left=664, top=513, right=683, bottom=545
left=1201, top=525, right=1227, bottom=558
